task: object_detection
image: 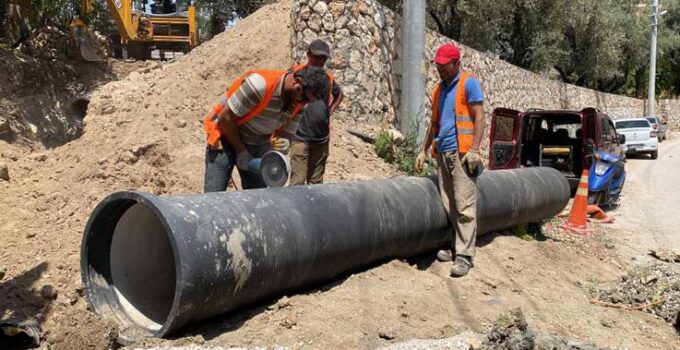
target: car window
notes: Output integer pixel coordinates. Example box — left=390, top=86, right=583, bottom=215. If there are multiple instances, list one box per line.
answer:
left=493, top=115, right=515, bottom=141
left=615, top=120, right=650, bottom=129
left=586, top=114, right=596, bottom=142
left=607, top=120, right=618, bottom=143
left=646, top=117, right=657, bottom=124
left=599, top=118, right=608, bottom=144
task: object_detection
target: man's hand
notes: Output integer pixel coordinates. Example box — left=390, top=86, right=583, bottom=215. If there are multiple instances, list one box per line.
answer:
left=271, top=137, right=291, bottom=154
left=236, top=150, right=253, bottom=171
left=461, top=150, right=482, bottom=176
left=415, top=151, right=427, bottom=173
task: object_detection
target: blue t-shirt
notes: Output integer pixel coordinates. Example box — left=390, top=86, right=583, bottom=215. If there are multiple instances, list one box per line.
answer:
left=435, top=72, right=484, bottom=153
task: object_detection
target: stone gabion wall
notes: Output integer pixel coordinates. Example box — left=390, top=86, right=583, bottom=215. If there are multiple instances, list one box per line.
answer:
left=658, top=99, right=680, bottom=131
left=291, top=0, right=400, bottom=122
left=290, top=0, right=677, bottom=147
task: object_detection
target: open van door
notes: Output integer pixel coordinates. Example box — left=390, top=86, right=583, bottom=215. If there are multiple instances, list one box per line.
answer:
left=581, top=107, right=598, bottom=169
left=489, top=108, right=522, bottom=169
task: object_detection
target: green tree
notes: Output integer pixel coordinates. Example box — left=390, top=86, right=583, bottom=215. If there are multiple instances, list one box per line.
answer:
left=198, top=0, right=272, bottom=39
left=656, top=0, right=680, bottom=97
left=378, top=0, right=674, bottom=98
left=552, top=0, right=628, bottom=88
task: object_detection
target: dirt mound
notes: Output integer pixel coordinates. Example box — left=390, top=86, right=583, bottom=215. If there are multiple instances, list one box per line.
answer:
left=0, top=40, right=145, bottom=148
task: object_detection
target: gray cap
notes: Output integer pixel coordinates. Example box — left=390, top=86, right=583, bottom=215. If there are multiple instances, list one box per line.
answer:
left=308, top=39, right=331, bottom=57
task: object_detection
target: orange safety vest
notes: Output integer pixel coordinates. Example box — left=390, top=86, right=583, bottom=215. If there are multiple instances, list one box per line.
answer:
left=203, top=70, right=301, bottom=148
left=290, top=63, right=335, bottom=105
left=430, top=71, right=475, bottom=156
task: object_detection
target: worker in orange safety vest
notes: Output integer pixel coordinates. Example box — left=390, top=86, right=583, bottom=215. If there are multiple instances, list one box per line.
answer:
left=287, top=39, right=345, bottom=186
left=203, top=66, right=329, bottom=191
left=415, top=43, right=486, bottom=278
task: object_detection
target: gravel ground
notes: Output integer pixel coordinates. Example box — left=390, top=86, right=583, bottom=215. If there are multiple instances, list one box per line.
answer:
left=595, top=263, right=680, bottom=327
left=133, top=309, right=611, bottom=350
left=376, top=331, right=482, bottom=350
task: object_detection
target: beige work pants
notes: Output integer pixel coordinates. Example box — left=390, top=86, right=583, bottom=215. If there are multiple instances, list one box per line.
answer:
left=436, top=151, right=478, bottom=258
left=289, top=140, right=330, bottom=185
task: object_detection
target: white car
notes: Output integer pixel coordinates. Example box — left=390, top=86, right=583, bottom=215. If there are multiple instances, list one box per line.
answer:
left=615, top=118, right=659, bottom=159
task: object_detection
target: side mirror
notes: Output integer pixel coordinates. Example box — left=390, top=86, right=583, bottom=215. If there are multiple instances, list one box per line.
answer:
left=618, top=134, right=626, bottom=144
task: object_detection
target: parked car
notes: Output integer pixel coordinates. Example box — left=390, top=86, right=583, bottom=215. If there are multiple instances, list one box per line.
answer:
left=489, top=107, right=626, bottom=206
left=644, top=116, right=667, bottom=142
left=614, top=118, right=659, bottom=159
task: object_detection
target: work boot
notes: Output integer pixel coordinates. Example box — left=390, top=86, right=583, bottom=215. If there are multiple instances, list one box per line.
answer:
left=450, top=256, right=473, bottom=278
left=436, top=249, right=453, bottom=262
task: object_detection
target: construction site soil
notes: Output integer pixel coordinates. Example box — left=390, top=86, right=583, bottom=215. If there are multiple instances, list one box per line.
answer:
left=1, top=1, right=679, bottom=349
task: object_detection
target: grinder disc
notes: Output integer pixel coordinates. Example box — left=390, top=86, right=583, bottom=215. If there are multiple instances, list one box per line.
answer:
left=260, top=151, right=290, bottom=187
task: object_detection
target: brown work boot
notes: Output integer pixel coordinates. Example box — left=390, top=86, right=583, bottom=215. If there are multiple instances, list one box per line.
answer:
left=450, top=256, right=473, bottom=278
left=436, top=249, right=453, bottom=262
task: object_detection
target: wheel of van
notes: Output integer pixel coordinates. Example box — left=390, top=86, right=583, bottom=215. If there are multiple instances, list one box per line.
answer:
left=650, top=150, right=658, bottom=160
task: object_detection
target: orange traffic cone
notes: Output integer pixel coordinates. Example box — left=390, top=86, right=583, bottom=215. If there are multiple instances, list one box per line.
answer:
left=587, top=205, right=615, bottom=223
left=562, top=170, right=590, bottom=235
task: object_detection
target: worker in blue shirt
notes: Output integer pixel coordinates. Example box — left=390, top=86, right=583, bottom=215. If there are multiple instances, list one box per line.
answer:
left=416, top=43, right=486, bottom=278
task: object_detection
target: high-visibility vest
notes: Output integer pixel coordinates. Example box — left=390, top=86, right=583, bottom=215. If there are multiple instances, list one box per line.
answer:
left=203, top=70, right=301, bottom=148
left=290, top=63, right=335, bottom=105
left=430, top=71, right=475, bottom=155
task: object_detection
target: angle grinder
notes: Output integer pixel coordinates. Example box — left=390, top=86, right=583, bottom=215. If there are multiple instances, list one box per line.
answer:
left=247, top=151, right=291, bottom=188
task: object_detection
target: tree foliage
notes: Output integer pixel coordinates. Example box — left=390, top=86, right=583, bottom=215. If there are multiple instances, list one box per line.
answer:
left=197, top=0, right=273, bottom=39
left=379, top=0, right=680, bottom=98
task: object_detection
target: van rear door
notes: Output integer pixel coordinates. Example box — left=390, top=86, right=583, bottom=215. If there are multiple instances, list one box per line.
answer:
left=489, top=108, right=522, bottom=169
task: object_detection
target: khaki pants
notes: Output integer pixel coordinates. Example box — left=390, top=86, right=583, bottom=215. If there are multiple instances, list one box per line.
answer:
left=289, top=140, right=330, bottom=185
left=436, top=151, right=478, bottom=258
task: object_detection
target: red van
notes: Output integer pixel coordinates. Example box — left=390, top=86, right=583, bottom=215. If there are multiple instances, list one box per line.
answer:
left=488, top=107, right=625, bottom=190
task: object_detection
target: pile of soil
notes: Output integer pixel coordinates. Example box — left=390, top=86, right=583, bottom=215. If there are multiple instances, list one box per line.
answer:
left=479, top=308, right=605, bottom=350
left=0, top=42, right=143, bottom=148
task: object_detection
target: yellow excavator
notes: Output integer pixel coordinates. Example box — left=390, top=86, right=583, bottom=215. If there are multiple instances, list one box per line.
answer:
left=70, top=0, right=199, bottom=60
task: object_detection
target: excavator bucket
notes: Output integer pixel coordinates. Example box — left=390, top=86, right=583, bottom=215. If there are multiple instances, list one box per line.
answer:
left=67, top=26, right=104, bottom=62
left=77, top=34, right=102, bottom=62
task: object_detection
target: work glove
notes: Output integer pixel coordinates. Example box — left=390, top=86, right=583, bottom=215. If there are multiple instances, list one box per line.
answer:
left=461, top=150, right=482, bottom=176
left=415, top=151, right=427, bottom=173
left=271, top=137, right=291, bottom=154
left=236, top=150, right=253, bottom=171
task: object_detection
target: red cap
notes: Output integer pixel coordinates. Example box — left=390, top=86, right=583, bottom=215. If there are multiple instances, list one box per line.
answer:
left=432, top=43, right=461, bottom=64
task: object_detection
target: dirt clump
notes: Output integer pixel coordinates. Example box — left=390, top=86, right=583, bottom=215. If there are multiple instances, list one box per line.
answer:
left=480, top=308, right=607, bottom=350
left=481, top=308, right=534, bottom=350
left=0, top=162, right=8, bottom=181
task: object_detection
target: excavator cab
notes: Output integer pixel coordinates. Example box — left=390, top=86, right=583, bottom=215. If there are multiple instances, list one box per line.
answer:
left=69, top=0, right=198, bottom=61
left=121, top=0, right=198, bottom=59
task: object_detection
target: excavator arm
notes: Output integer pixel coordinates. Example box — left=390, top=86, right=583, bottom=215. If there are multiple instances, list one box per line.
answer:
left=105, top=0, right=136, bottom=41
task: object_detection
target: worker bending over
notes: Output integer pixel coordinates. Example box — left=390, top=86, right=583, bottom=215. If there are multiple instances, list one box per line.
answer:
left=203, top=67, right=328, bottom=191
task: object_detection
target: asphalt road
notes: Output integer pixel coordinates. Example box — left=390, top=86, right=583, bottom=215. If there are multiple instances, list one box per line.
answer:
left=613, top=134, right=680, bottom=251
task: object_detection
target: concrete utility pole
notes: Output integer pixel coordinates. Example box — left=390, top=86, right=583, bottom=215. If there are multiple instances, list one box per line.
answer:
left=400, top=0, right=426, bottom=139
left=648, top=0, right=666, bottom=116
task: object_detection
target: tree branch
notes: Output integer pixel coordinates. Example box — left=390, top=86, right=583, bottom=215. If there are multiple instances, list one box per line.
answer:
left=427, top=9, right=446, bottom=35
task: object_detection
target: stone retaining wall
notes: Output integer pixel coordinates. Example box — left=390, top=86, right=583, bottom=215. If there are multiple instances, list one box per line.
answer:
left=290, top=0, right=678, bottom=149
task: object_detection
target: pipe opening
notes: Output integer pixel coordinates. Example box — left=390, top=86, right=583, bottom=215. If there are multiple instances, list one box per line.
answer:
left=65, top=97, right=90, bottom=123
left=84, top=200, right=176, bottom=333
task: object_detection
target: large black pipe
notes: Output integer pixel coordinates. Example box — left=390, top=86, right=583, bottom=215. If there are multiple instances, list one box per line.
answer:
left=81, top=167, right=569, bottom=337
